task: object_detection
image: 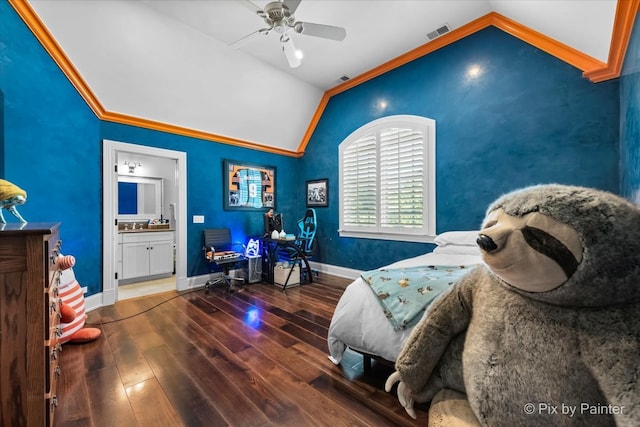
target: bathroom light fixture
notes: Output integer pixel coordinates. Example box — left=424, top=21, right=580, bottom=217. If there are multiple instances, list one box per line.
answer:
left=123, top=161, right=142, bottom=173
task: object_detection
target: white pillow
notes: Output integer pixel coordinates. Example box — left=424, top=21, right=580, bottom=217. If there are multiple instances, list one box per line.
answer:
left=433, top=244, right=481, bottom=256
left=434, top=230, right=479, bottom=247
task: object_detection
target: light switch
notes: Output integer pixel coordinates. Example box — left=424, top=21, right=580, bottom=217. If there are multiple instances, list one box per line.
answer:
left=193, top=215, right=205, bottom=223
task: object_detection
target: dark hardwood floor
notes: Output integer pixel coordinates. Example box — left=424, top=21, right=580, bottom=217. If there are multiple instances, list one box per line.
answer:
left=54, top=274, right=428, bottom=426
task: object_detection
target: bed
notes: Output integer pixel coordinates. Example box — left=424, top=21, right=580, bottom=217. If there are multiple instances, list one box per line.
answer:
left=327, top=231, right=482, bottom=366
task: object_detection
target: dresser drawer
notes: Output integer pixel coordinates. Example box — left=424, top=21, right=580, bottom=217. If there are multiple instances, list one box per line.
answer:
left=45, top=292, right=59, bottom=339
left=47, top=235, right=62, bottom=284
left=49, top=304, right=61, bottom=341
left=45, top=343, right=61, bottom=394
left=45, top=376, right=59, bottom=427
left=48, top=270, right=61, bottom=303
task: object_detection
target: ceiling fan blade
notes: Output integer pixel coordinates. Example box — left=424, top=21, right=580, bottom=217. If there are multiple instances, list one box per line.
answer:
left=239, top=0, right=263, bottom=15
left=282, top=37, right=302, bottom=68
left=293, top=22, right=346, bottom=41
left=282, top=0, right=301, bottom=15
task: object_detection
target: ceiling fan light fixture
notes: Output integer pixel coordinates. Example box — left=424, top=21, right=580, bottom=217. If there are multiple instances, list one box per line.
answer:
left=281, top=36, right=302, bottom=68
left=274, top=24, right=287, bottom=34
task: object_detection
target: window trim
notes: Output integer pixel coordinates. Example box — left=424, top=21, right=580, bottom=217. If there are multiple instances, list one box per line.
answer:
left=338, top=115, right=436, bottom=243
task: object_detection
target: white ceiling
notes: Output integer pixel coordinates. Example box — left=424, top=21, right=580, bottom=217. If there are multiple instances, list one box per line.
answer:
left=27, top=0, right=618, bottom=154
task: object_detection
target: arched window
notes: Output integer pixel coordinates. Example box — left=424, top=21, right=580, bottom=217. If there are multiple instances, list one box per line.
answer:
left=339, top=115, right=436, bottom=242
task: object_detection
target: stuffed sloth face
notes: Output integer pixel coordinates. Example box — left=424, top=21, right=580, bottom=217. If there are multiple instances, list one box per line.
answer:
left=478, top=208, right=583, bottom=292
left=477, top=184, right=640, bottom=307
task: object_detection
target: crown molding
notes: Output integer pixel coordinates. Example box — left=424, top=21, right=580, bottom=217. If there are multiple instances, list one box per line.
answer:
left=8, top=0, right=302, bottom=158
left=100, top=110, right=302, bottom=157
left=583, top=0, right=640, bottom=82
left=9, top=0, right=635, bottom=158
left=298, top=5, right=637, bottom=153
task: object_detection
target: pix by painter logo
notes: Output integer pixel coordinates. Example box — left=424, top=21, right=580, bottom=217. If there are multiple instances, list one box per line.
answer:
left=524, top=402, right=626, bottom=418
left=527, top=402, right=577, bottom=416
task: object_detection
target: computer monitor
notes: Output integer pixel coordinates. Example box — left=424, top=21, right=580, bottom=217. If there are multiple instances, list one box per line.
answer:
left=263, top=210, right=283, bottom=236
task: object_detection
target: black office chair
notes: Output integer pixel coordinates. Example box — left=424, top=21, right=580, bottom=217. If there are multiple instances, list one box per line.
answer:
left=203, top=228, right=246, bottom=293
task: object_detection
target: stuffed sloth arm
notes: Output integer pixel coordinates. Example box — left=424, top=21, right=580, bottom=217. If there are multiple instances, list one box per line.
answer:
left=385, top=266, right=480, bottom=417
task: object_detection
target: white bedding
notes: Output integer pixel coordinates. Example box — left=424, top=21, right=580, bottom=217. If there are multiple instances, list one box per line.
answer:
left=327, top=252, right=482, bottom=364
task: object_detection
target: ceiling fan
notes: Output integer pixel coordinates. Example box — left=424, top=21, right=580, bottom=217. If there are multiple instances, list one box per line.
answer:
left=233, top=0, right=347, bottom=68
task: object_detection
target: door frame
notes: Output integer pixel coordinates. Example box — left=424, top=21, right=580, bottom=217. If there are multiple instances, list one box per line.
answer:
left=102, top=139, right=188, bottom=305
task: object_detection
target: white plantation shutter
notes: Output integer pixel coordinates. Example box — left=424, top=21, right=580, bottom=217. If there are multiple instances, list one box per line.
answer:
left=342, top=133, right=377, bottom=228
left=339, top=115, right=435, bottom=242
left=379, top=127, right=424, bottom=229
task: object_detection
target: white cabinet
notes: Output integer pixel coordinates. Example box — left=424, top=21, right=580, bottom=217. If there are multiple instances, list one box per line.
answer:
left=119, top=231, right=174, bottom=282
left=148, top=240, right=174, bottom=275
left=122, top=241, right=152, bottom=279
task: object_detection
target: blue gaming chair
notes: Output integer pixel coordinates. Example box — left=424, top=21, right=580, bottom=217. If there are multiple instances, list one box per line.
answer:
left=296, top=208, right=317, bottom=255
left=289, top=209, right=318, bottom=281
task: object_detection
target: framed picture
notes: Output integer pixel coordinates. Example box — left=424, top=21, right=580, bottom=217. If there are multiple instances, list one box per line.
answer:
left=223, top=159, right=276, bottom=210
left=306, top=179, right=328, bottom=207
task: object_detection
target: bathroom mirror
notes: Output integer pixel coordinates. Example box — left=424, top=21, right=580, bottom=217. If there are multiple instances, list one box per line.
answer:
left=117, top=176, right=163, bottom=219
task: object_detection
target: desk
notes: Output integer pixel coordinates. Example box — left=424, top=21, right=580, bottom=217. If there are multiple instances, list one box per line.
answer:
left=261, top=237, right=313, bottom=289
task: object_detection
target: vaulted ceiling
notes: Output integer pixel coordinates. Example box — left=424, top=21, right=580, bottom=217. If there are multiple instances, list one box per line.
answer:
left=13, top=1, right=637, bottom=156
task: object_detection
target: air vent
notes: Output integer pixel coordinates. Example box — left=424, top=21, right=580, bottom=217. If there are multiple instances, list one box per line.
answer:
left=427, top=24, right=451, bottom=41
left=336, top=75, right=350, bottom=83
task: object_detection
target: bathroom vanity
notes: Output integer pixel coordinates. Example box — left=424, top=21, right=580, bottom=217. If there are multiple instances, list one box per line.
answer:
left=117, top=228, right=174, bottom=284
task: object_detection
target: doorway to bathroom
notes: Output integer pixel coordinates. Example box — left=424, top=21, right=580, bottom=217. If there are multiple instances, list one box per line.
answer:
left=102, top=139, right=187, bottom=305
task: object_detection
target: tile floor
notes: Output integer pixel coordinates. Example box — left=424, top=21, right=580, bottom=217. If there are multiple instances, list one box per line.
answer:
left=118, top=275, right=177, bottom=300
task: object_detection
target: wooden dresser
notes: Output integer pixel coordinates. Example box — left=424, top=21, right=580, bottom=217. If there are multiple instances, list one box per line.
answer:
left=0, top=222, right=63, bottom=426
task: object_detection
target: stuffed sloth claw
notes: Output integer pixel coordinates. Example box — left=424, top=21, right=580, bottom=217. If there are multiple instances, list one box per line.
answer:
left=384, top=370, right=400, bottom=393
left=398, top=381, right=417, bottom=419
left=385, top=371, right=417, bottom=419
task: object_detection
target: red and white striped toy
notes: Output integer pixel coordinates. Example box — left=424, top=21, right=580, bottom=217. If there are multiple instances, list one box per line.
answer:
left=56, top=255, right=101, bottom=344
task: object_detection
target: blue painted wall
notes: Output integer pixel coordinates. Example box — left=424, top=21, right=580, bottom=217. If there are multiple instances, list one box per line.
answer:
left=301, top=27, right=620, bottom=271
left=2, top=3, right=629, bottom=289
left=100, top=122, right=299, bottom=279
left=1, top=3, right=299, bottom=295
left=2, top=1, right=102, bottom=291
left=620, top=12, right=640, bottom=202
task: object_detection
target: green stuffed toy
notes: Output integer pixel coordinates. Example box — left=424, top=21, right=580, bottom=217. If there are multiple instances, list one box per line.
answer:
left=386, top=184, right=640, bottom=426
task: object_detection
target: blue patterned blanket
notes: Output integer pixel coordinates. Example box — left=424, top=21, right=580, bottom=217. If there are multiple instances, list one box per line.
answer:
left=361, top=264, right=476, bottom=330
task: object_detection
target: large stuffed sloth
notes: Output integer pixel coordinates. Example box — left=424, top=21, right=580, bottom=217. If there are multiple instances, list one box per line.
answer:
left=385, top=184, right=640, bottom=427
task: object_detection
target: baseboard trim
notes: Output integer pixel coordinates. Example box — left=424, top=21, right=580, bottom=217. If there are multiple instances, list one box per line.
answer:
left=84, top=293, right=103, bottom=312
left=309, top=261, right=362, bottom=280
left=85, top=263, right=361, bottom=312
